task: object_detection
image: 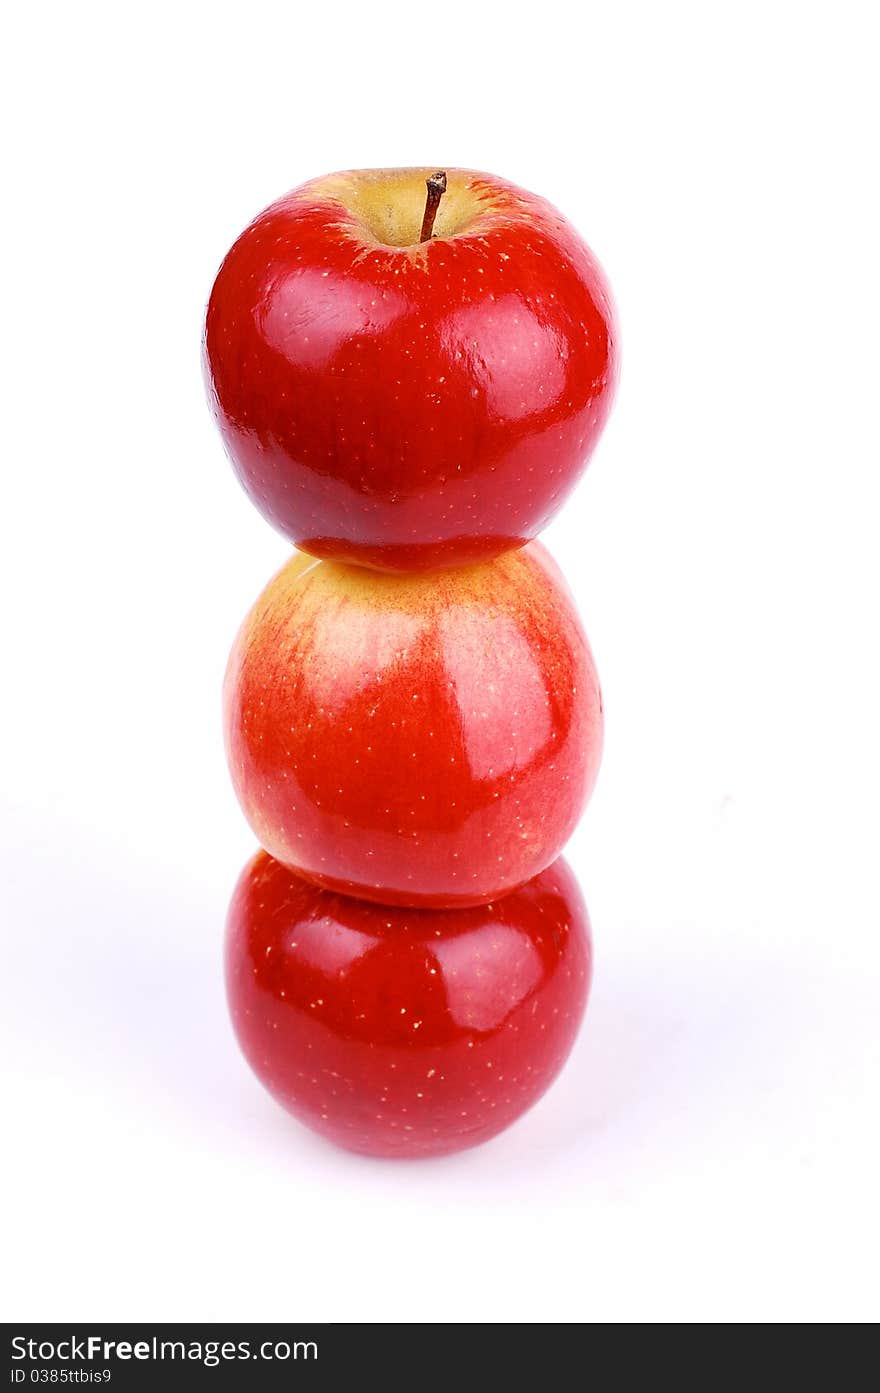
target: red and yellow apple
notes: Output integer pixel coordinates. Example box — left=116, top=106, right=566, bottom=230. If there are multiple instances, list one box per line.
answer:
left=224, top=542, right=602, bottom=908
left=226, top=849, right=591, bottom=1158
left=204, top=167, right=618, bottom=571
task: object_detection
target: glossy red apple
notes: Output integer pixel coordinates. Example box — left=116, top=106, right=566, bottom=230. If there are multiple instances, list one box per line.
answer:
left=204, top=167, right=617, bottom=571
left=224, top=541, right=602, bottom=908
left=226, top=849, right=591, bottom=1158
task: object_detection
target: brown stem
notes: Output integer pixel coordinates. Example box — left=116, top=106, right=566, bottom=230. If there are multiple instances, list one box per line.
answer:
left=419, top=171, right=447, bottom=242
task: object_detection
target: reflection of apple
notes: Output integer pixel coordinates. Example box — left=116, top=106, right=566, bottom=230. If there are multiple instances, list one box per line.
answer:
left=226, top=850, right=591, bottom=1158
left=224, top=542, right=603, bottom=908
left=204, top=167, right=617, bottom=572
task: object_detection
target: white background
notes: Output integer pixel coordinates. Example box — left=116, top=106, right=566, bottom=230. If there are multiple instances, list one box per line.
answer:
left=2, top=0, right=878, bottom=1324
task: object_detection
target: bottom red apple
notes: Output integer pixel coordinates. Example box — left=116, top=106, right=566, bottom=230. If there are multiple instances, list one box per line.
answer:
left=226, top=850, right=592, bottom=1158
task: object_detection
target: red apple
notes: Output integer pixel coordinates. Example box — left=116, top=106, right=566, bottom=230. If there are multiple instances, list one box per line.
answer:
left=224, top=542, right=602, bottom=908
left=204, top=167, right=617, bottom=572
left=227, top=849, right=591, bottom=1158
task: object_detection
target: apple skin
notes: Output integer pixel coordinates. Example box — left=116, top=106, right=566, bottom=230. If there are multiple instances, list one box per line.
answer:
left=224, top=542, right=603, bottom=908
left=204, top=167, right=617, bottom=572
left=226, top=849, right=591, bottom=1158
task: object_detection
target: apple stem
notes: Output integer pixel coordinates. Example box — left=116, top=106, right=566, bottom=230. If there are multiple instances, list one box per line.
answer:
left=419, top=171, right=447, bottom=242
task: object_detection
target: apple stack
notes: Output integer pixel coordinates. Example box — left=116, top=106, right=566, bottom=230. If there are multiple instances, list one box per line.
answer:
left=204, top=169, right=617, bottom=1157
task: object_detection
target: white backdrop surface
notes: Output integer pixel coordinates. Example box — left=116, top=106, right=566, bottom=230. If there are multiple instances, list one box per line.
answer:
left=2, top=0, right=878, bottom=1323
